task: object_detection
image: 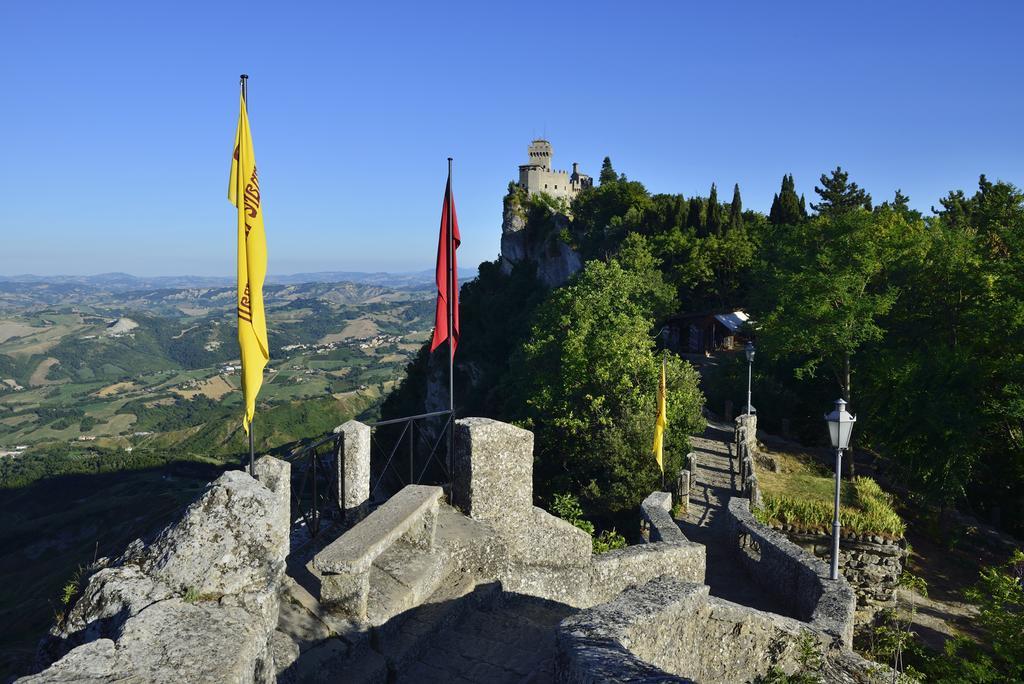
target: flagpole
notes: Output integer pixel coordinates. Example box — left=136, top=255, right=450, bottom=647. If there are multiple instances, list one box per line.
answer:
left=241, top=73, right=254, bottom=478
left=446, top=157, right=455, bottom=481
left=662, top=351, right=666, bottom=491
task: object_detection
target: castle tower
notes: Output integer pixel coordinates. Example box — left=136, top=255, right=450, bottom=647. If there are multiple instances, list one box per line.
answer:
left=527, top=139, right=553, bottom=171
left=517, top=138, right=590, bottom=201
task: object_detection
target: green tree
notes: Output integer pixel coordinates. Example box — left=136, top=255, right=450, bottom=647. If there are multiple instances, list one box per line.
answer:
left=862, top=177, right=1024, bottom=512
left=686, top=197, right=704, bottom=233
left=923, top=550, right=1024, bottom=682
left=811, top=166, right=872, bottom=216
left=599, top=156, right=617, bottom=185
left=769, top=174, right=802, bottom=225
left=756, top=208, right=907, bottom=414
left=509, top=258, right=704, bottom=515
left=706, top=183, right=723, bottom=236
left=729, top=183, right=743, bottom=232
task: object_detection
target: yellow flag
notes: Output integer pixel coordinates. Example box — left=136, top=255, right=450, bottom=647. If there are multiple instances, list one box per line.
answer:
left=652, top=356, right=667, bottom=472
left=228, top=93, right=269, bottom=434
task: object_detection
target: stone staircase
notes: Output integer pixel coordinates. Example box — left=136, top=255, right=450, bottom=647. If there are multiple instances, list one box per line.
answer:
left=274, top=504, right=577, bottom=683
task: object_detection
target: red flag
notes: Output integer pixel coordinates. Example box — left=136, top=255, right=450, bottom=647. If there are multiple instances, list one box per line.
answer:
left=430, top=174, right=460, bottom=353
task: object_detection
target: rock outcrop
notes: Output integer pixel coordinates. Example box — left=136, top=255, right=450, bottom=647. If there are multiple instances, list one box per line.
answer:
left=22, top=457, right=290, bottom=684
left=498, top=188, right=582, bottom=288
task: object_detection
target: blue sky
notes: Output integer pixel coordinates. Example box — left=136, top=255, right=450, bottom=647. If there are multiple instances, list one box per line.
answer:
left=1, top=1, right=1021, bottom=276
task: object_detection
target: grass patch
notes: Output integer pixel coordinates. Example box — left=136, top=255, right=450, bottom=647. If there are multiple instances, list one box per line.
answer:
left=754, top=450, right=905, bottom=539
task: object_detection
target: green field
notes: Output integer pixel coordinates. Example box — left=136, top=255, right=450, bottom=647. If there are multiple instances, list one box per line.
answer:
left=0, top=278, right=433, bottom=678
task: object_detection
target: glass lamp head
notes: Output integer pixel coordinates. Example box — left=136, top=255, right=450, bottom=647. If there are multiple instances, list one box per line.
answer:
left=824, top=398, right=856, bottom=450
left=745, top=341, right=755, bottom=363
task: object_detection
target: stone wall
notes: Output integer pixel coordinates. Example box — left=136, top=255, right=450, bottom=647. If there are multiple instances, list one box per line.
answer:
left=555, top=576, right=883, bottom=684
left=785, top=532, right=904, bottom=615
left=451, top=418, right=706, bottom=608
left=726, top=497, right=857, bottom=647
left=21, top=457, right=291, bottom=683
left=640, top=490, right=688, bottom=543
left=736, top=414, right=905, bottom=617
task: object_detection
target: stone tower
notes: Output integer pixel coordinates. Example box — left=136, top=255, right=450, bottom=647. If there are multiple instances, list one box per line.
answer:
left=527, top=139, right=553, bottom=170
left=518, top=139, right=592, bottom=202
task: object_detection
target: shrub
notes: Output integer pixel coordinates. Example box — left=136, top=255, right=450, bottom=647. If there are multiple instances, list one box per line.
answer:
left=550, top=492, right=626, bottom=554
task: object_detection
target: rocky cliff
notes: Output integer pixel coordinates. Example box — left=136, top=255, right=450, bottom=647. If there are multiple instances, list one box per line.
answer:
left=21, top=457, right=290, bottom=684
left=499, top=187, right=582, bottom=288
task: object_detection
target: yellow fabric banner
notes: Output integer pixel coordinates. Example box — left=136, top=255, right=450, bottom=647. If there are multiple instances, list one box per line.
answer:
left=652, top=356, right=667, bottom=472
left=228, top=93, right=269, bottom=434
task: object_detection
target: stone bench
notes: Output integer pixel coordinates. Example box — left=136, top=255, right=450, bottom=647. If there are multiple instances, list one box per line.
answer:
left=314, top=484, right=443, bottom=621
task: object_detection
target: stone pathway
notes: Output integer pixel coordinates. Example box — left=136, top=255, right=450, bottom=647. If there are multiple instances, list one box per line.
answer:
left=677, top=417, right=791, bottom=616
left=396, top=595, right=574, bottom=684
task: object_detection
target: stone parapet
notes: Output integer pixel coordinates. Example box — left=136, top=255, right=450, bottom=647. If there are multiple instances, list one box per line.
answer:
left=315, top=485, right=442, bottom=621
left=726, top=496, right=856, bottom=647
left=735, top=415, right=905, bottom=617
left=640, top=491, right=688, bottom=543
left=783, top=531, right=905, bottom=612
left=556, top=576, right=882, bottom=684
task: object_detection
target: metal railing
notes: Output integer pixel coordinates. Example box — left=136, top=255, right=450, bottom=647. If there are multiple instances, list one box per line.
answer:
left=369, top=409, right=452, bottom=500
left=285, top=431, right=343, bottom=539
left=285, top=409, right=453, bottom=539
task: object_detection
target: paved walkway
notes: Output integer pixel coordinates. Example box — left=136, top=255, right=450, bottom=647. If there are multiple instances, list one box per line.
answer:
left=396, top=595, right=574, bottom=684
left=677, top=417, right=790, bottom=616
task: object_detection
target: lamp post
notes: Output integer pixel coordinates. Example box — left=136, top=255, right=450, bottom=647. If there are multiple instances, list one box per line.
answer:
left=824, top=398, right=856, bottom=581
left=744, top=342, right=755, bottom=416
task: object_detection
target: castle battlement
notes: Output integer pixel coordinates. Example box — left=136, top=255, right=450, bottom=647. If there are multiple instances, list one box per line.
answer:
left=518, top=139, right=592, bottom=201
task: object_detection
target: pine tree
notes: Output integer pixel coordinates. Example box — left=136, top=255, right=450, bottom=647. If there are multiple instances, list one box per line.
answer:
left=811, top=166, right=872, bottom=216
left=686, top=197, right=704, bottom=233
left=675, top=196, right=688, bottom=228
left=599, top=157, right=617, bottom=185
left=769, top=174, right=803, bottom=225
left=706, top=183, right=723, bottom=236
left=799, top=193, right=807, bottom=218
left=729, top=183, right=743, bottom=232
left=893, top=189, right=910, bottom=211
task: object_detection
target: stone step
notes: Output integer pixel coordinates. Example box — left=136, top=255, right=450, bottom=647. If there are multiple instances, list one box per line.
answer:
left=365, top=540, right=452, bottom=626
left=375, top=571, right=502, bottom=673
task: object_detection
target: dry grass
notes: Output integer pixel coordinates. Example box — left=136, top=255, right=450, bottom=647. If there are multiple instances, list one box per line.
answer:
left=0, top=321, right=38, bottom=343
left=172, top=375, right=235, bottom=400
left=95, top=381, right=139, bottom=398
left=318, top=317, right=378, bottom=344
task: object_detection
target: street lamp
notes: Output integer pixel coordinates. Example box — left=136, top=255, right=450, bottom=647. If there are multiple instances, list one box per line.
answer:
left=824, top=398, right=856, bottom=581
left=744, top=342, right=755, bottom=416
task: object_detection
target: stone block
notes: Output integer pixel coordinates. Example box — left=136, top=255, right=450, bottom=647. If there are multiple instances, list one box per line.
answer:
left=641, top=491, right=686, bottom=543
left=677, top=469, right=691, bottom=501
left=334, top=420, right=371, bottom=524
left=315, top=485, right=443, bottom=576
left=505, top=507, right=592, bottom=567
left=453, top=418, right=533, bottom=523
left=254, top=456, right=291, bottom=558
left=320, top=572, right=371, bottom=622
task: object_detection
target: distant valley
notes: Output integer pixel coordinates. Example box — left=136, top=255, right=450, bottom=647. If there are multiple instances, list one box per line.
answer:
left=0, top=273, right=438, bottom=474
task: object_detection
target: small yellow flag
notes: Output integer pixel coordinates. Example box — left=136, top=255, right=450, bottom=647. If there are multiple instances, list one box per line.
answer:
left=228, top=93, right=269, bottom=434
left=652, top=356, right=667, bottom=472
